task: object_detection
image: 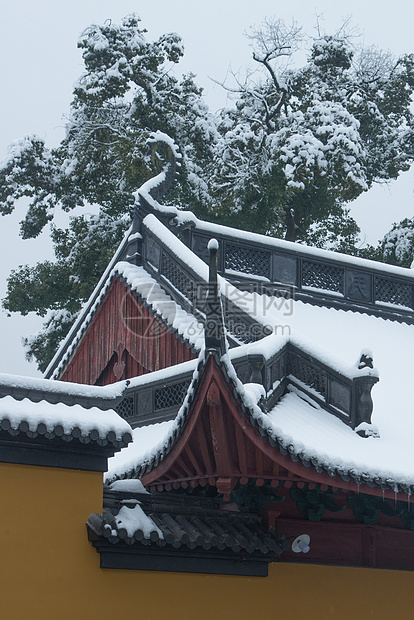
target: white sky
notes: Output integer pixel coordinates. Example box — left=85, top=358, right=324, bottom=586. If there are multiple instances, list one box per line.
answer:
left=1, top=0, right=414, bottom=377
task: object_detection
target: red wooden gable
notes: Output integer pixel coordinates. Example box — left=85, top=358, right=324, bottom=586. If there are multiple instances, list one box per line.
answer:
left=140, top=354, right=414, bottom=570
left=142, top=354, right=410, bottom=504
left=59, top=277, right=197, bottom=385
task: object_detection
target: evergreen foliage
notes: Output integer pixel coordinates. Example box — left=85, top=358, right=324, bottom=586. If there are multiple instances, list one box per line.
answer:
left=379, top=217, right=414, bottom=268
left=211, top=20, right=414, bottom=245
left=1, top=14, right=414, bottom=370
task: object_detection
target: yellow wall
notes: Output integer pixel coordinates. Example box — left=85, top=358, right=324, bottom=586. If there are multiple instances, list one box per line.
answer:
left=1, top=461, right=413, bottom=620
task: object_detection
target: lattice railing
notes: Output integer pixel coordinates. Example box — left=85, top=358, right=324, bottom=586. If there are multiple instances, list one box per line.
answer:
left=160, top=253, right=195, bottom=302
left=182, top=229, right=414, bottom=322
left=116, top=373, right=193, bottom=427
left=288, top=350, right=328, bottom=398
left=115, top=341, right=377, bottom=433
left=269, top=343, right=377, bottom=431
left=302, top=260, right=344, bottom=295
left=226, top=243, right=271, bottom=279
left=222, top=297, right=270, bottom=344
left=154, top=381, right=191, bottom=411
left=142, top=228, right=267, bottom=345
left=115, top=396, right=134, bottom=420
left=232, top=342, right=378, bottom=432
left=375, top=276, right=413, bottom=308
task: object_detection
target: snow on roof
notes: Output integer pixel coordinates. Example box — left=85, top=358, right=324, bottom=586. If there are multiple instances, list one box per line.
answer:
left=143, top=214, right=209, bottom=281
left=125, top=358, right=197, bottom=390
left=227, top=326, right=377, bottom=381
left=217, top=352, right=414, bottom=492
left=106, top=419, right=175, bottom=482
left=108, top=479, right=149, bottom=493
left=114, top=504, right=164, bottom=540
left=0, top=371, right=125, bottom=400
left=156, top=204, right=414, bottom=279
left=47, top=261, right=203, bottom=380
left=0, top=394, right=132, bottom=444
left=267, top=391, right=413, bottom=488
left=242, top=299, right=414, bottom=490
left=116, top=261, right=204, bottom=350
left=106, top=349, right=205, bottom=481
left=143, top=214, right=273, bottom=325
left=106, top=295, right=414, bottom=494
left=41, top=191, right=414, bottom=489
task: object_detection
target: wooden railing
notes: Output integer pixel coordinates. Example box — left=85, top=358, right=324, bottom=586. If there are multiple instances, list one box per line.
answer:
left=233, top=344, right=378, bottom=433
left=116, top=366, right=193, bottom=427
left=116, top=345, right=378, bottom=434
left=180, top=226, right=414, bottom=323
left=141, top=222, right=270, bottom=345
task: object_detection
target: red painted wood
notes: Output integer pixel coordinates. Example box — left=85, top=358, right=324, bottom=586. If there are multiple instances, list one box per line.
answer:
left=142, top=355, right=282, bottom=491
left=59, top=277, right=197, bottom=385
left=142, top=355, right=414, bottom=505
left=274, top=518, right=414, bottom=571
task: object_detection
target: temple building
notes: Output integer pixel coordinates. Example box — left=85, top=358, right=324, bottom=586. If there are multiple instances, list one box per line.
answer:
left=1, top=134, right=414, bottom=618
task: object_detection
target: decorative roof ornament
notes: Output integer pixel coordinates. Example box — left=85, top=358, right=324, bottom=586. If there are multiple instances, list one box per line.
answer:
left=131, top=132, right=182, bottom=234
left=125, top=132, right=182, bottom=265
left=146, top=132, right=182, bottom=204
left=358, top=351, right=374, bottom=370
left=204, top=239, right=227, bottom=357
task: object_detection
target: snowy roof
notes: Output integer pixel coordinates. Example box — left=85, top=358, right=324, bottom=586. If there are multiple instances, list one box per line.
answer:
left=0, top=373, right=132, bottom=450
left=45, top=261, right=203, bottom=380
left=0, top=395, right=131, bottom=448
left=41, top=161, right=414, bottom=494
left=0, top=371, right=125, bottom=406
left=145, top=199, right=414, bottom=279
left=106, top=307, right=414, bottom=495
left=87, top=485, right=285, bottom=575
left=104, top=227, right=414, bottom=495
left=262, top=300, right=414, bottom=492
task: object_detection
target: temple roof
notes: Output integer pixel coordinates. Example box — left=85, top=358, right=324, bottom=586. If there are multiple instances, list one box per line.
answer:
left=0, top=372, right=132, bottom=470
left=105, top=340, right=413, bottom=498
left=87, top=482, right=285, bottom=576
left=41, top=135, right=414, bottom=499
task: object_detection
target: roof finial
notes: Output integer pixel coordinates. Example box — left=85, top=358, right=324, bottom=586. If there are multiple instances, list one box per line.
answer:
left=204, top=239, right=226, bottom=356
left=126, top=132, right=181, bottom=264
left=130, top=132, right=182, bottom=233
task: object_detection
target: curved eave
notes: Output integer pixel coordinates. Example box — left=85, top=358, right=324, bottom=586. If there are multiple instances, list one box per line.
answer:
left=132, top=355, right=414, bottom=502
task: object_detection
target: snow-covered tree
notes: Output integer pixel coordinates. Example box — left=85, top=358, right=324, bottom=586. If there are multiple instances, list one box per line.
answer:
left=379, top=218, right=414, bottom=268
left=210, top=20, right=414, bottom=244
left=0, top=15, right=217, bottom=371
left=1, top=15, right=414, bottom=371
left=0, top=14, right=216, bottom=234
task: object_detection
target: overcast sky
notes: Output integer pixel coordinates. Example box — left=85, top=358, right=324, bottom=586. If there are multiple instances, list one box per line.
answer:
left=1, top=0, right=414, bottom=377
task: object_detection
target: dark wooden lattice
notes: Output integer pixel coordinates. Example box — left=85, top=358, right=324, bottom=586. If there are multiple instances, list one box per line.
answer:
left=302, top=260, right=344, bottom=294
left=115, top=396, right=134, bottom=419
left=154, top=381, right=191, bottom=411
left=225, top=244, right=271, bottom=279
left=375, top=276, right=413, bottom=309
left=222, top=297, right=263, bottom=344
left=288, top=352, right=328, bottom=398
left=160, top=253, right=194, bottom=300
